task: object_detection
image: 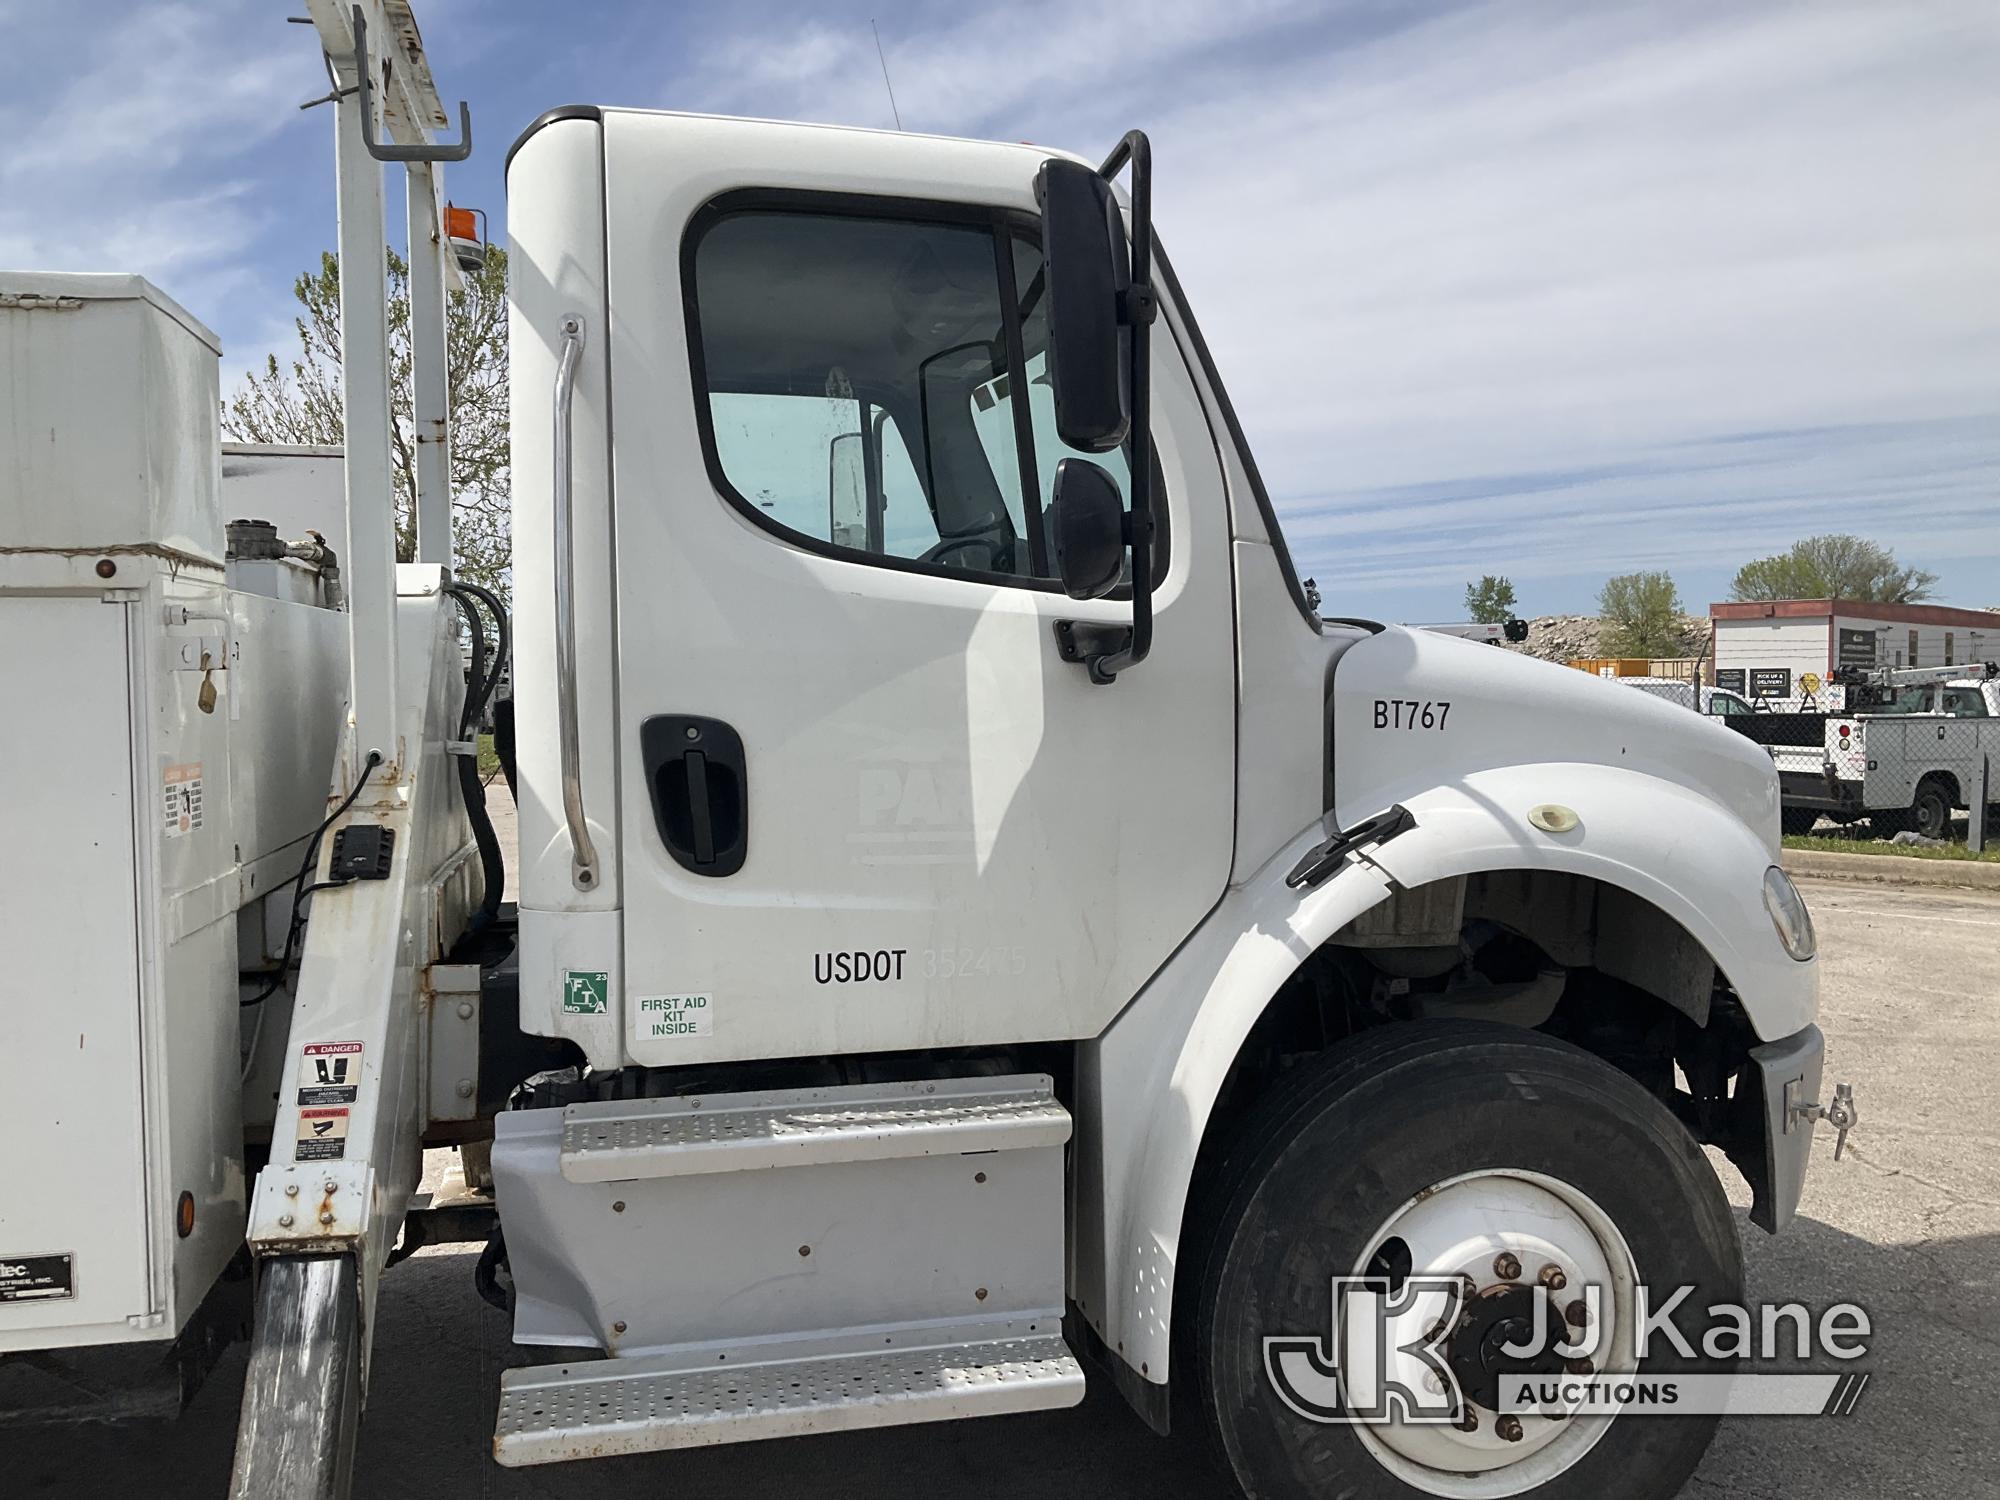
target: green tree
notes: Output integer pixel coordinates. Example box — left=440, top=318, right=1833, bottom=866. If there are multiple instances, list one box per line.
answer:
left=226, top=246, right=510, bottom=595
left=1463, top=574, right=1518, bottom=623
left=1730, top=533, right=1936, bottom=605
left=1598, top=570, right=1684, bottom=657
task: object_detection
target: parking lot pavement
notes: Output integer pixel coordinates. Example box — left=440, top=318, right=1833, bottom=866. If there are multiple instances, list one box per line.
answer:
left=10, top=878, right=1996, bottom=1499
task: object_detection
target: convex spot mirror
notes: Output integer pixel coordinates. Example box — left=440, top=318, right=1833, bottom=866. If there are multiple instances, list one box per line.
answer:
left=1035, top=158, right=1131, bottom=454
left=1050, top=458, right=1126, bottom=600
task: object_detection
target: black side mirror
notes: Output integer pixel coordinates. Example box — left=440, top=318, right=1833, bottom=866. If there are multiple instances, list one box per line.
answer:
left=1049, top=459, right=1127, bottom=600
left=1035, top=158, right=1130, bottom=453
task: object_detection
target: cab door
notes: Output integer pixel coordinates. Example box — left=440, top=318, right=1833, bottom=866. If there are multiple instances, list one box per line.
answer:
left=599, top=112, right=1234, bottom=1065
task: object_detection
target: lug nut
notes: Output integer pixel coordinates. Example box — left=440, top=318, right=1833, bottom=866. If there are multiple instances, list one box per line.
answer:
left=1493, top=1252, right=1522, bottom=1281
left=1565, top=1299, right=1590, bottom=1328
left=324, top=1180, right=338, bottom=1195
left=1455, top=1407, right=1479, bottom=1433
left=1566, top=1356, right=1594, bottom=1376
left=1496, top=1415, right=1524, bottom=1443
left=285, top=1183, right=300, bottom=1198
left=278, top=1213, right=295, bottom=1228
left=1538, top=1264, right=1567, bottom=1292
left=319, top=1210, right=336, bottom=1225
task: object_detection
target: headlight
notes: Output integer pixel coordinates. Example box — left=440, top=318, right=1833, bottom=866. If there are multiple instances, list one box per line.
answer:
left=1763, top=866, right=1817, bottom=961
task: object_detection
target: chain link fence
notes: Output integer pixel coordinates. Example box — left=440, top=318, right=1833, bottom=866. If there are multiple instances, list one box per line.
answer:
left=1716, top=676, right=1998, bottom=849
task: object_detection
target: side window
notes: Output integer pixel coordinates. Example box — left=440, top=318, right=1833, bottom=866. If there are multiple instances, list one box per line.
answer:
left=686, top=201, right=1155, bottom=587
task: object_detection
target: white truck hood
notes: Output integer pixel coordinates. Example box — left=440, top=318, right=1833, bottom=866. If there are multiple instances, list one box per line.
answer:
left=1328, top=625, right=1782, bottom=852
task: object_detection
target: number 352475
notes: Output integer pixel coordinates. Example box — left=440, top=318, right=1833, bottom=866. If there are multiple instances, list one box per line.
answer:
left=1373, top=699, right=1452, bottom=730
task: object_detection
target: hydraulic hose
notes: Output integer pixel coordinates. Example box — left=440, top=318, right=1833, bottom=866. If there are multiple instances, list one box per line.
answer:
left=447, top=583, right=509, bottom=931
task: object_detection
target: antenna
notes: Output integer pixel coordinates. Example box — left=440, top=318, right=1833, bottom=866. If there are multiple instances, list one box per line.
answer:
left=871, top=19, right=903, bottom=131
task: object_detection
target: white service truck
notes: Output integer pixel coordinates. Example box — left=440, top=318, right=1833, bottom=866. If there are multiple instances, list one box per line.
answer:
left=1728, top=662, right=2000, bottom=837
left=3, top=7, right=1852, bottom=1497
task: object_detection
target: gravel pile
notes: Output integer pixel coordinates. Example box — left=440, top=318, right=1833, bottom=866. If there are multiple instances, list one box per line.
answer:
left=1504, top=614, right=1712, bottom=664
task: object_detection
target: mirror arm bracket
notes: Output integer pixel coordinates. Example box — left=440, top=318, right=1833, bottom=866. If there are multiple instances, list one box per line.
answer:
left=1118, top=284, right=1158, bottom=327
left=1053, top=620, right=1136, bottom=686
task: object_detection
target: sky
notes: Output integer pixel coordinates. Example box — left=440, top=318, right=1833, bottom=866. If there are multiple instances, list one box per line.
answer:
left=2, top=0, right=1994, bottom=621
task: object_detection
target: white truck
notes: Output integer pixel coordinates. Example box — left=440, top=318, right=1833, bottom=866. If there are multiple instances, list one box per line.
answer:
left=1728, top=662, right=2000, bottom=837
left=3, top=7, right=1851, bottom=1498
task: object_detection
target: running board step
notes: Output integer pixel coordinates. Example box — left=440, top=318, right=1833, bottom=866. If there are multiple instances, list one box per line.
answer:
left=556, top=1074, right=1072, bottom=1182
left=493, top=1331, right=1084, bottom=1466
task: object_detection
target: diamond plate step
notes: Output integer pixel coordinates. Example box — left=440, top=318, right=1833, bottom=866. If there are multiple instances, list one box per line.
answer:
left=493, top=1332, right=1085, bottom=1466
left=557, top=1073, right=1071, bottom=1182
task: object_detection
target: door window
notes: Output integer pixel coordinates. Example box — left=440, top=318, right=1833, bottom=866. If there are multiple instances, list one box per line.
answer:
left=685, top=198, right=1156, bottom=587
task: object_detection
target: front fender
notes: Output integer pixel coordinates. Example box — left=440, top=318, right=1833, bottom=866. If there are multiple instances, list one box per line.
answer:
left=1363, top=762, right=1816, bottom=1043
left=1073, top=763, right=1818, bottom=1401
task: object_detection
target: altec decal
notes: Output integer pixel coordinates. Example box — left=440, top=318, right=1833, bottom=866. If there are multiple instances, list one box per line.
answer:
left=0, top=1254, right=75, bottom=1303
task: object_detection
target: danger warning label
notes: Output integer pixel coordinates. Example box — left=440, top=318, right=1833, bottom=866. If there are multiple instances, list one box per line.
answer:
left=297, top=1041, right=363, bottom=1105
left=295, top=1106, right=352, bottom=1162
left=162, top=761, right=204, bottom=838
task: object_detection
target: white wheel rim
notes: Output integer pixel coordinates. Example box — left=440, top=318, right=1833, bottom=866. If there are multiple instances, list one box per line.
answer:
left=1344, top=1168, right=1639, bottom=1498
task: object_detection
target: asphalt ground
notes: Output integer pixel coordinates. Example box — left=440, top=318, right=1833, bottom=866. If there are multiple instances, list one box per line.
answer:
left=8, top=873, right=1996, bottom=1499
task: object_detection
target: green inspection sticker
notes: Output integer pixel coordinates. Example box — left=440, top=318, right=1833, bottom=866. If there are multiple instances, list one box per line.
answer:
left=563, top=970, right=609, bottom=1015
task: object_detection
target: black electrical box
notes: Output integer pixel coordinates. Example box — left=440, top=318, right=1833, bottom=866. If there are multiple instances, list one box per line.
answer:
left=329, top=825, right=396, bottom=883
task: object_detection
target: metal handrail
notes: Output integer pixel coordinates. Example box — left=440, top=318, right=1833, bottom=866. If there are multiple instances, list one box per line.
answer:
left=552, top=312, right=598, bottom=890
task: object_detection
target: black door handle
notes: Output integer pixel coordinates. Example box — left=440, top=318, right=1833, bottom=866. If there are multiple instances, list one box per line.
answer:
left=640, top=715, right=747, bottom=876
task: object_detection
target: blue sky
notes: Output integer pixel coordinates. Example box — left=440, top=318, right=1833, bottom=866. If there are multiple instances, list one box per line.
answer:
left=3, top=0, right=1994, bottom=620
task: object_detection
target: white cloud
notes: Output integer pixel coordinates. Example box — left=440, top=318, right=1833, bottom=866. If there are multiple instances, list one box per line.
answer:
left=668, top=0, right=2000, bottom=611
left=0, top=1, right=317, bottom=360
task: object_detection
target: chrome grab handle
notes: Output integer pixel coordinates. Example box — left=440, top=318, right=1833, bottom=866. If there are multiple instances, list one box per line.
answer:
left=553, top=312, right=598, bottom=890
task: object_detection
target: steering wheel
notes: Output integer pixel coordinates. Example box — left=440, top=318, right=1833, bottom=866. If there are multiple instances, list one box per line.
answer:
left=920, top=534, right=1001, bottom=569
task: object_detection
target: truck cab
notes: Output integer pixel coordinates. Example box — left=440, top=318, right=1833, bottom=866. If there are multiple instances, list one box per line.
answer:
left=488, top=105, right=1833, bottom=1496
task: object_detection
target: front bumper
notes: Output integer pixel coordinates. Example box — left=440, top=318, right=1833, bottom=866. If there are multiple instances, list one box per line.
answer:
left=1747, top=1024, right=1826, bottom=1234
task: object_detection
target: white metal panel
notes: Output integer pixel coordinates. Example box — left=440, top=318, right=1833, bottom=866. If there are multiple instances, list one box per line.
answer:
left=1713, top=617, right=1830, bottom=700
left=219, top=445, right=349, bottom=544
left=492, top=1078, right=1068, bottom=1358
left=590, top=110, right=1235, bottom=1063
left=0, top=597, right=152, bottom=1340
left=225, top=589, right=351, bottom=870
left=506, top=116, right=622, bottom=1059
left=0, top=274, right=223, bottom=564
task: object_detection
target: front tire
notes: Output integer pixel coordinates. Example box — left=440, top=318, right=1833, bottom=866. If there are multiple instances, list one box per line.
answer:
left=1186, top=1022, right=1740, bottom=1500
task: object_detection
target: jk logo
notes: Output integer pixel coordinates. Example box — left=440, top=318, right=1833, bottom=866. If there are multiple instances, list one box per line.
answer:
left=1264, top=1275, right=1469, bottom=1425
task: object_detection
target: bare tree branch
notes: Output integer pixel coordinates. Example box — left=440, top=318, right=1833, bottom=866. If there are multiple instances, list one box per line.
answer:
left=225, top=245, right=512, bottom=598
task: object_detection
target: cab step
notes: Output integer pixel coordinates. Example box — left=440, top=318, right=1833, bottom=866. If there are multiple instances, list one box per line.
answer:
left=490, top=1073, right=1077, bottom=1452
left=555, top=1075, right=1074, bottom=1182
left=494, top=1327, right=1083, bottom=1466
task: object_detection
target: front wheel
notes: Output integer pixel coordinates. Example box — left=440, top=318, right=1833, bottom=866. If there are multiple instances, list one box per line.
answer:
left=1186, top=1022, right=1741, bottom=1500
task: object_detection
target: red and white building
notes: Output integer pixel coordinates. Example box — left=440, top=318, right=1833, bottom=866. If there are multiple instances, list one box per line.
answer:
left=1710, top=599, right=2000, bottom=708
